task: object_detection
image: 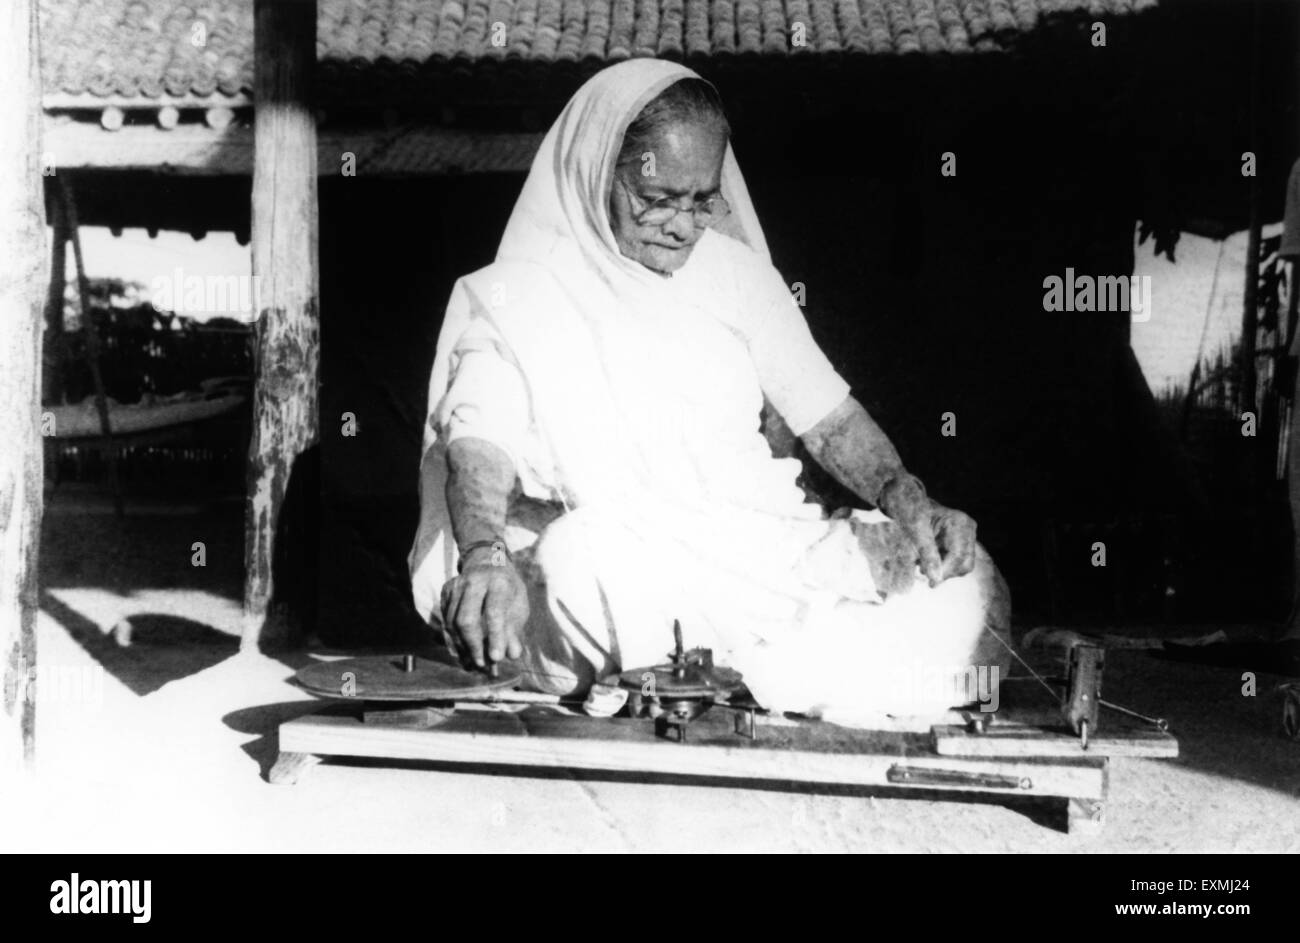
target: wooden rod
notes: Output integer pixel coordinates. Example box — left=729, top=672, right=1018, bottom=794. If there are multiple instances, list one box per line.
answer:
left=42, top=187, right=67, bottom=405
left=1240, top=198, right=1261, bottom=421
left=60, top=176, right=124, bottom=518
left=1238, top=0, right=1263, bottom=441
left=1286, top=264, right=1300, bottom=639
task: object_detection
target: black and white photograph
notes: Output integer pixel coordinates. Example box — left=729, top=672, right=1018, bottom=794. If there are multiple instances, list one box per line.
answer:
left=2, top=0, right=1298, bottom=874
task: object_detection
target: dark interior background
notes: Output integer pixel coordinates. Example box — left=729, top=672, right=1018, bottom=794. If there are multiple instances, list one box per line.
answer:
left=53, top=1, right=1299, bottom=645
left=315, top=20, right=1296, bottom=645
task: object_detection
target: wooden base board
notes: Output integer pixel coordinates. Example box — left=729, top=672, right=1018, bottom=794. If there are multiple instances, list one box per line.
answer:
left=272, top=705, right=1113, bottom=834
left=933, top=720, right=1179, bottom=759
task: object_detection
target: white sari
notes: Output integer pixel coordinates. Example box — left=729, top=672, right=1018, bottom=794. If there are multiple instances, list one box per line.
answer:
left=410, top=60, right=1005, bottom=720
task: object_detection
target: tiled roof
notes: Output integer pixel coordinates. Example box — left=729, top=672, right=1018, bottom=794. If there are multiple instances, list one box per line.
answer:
left=40, top=0, right=1157, bottom=106
left=43, top=117, right=547, bottom=175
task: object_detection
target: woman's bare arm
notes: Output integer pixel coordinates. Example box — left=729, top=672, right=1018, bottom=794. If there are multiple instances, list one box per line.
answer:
left=437, top=437, right=529, bottom=667
left=799, top=397, right=906, bottom=507
left=445, top=437, right=515, bottom=549
left=800, top=396, right=977, bottom=585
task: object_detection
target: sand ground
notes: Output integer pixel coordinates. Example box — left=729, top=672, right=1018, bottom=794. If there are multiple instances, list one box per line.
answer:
left=5, top=492, right=1300, bottom=853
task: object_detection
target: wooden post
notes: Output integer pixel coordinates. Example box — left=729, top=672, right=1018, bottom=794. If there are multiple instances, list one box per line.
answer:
left=0, top=0, right=45, bottom=771
left=1285, top=262, right=1300, bottom=639
left=42, top=195, right=67, bottom=405
left=244, top=0, right=319, bottom=649
left=1239, top=0, right=1262, bottom=453
left=1240, top=198, right=1261, bottom=423
left=61, top=179, right=124, bottom=517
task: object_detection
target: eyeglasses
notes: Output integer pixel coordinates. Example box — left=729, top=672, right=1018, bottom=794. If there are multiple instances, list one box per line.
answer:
left=614, top=174, right=731, bottom=228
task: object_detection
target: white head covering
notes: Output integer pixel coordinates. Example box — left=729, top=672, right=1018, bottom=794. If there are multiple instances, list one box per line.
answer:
left=409, top=60, right=774, bottom=621
left=496, top=58, right=768, bottom=276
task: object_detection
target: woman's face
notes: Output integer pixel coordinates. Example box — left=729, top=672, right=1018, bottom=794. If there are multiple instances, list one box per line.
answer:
left=609, top=120, right=727, bottom=275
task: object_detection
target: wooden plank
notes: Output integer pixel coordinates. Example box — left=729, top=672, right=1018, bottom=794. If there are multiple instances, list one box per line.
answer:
left=362, top=706, right=456, bottom=728
left=268, top=751, right=321, bottom=785
left=44, top=92, right=253, bottom=110
left=1066, top=797, right=1106, bottom=836
left=932, top=724, right=1179, bottom=759
left=41, top=120, right=547, bottom=177
left=0, top=0, right=45, bottom=773
left=242, top=0, right=320, bottom=649
left=280, top=712, right=1107, bottom=800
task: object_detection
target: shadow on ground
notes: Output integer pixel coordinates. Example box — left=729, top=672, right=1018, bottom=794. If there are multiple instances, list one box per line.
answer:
left=223, top=701, right=331, bottom=780
left=41, top=593, right=239, bottom=696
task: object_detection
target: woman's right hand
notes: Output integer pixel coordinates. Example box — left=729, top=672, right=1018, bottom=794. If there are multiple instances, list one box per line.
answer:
left=440, top=436, right=530, bottom=670
left=440, top=546, right=530, bottom=670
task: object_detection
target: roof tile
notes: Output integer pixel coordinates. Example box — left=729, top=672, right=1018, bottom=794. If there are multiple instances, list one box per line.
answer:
left=683, top=0, right=709, bottom=58
left=657, top=0, right=685, bottom=58
left=39, top=0, right=1149, bottom=104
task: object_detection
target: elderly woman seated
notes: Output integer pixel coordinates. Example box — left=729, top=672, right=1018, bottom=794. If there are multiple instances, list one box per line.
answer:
left=409, top=60, right=1010, bottom=722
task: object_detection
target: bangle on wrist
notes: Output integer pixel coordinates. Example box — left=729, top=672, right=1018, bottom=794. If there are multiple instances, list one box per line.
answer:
left=457, top=538, right=510, bottom=573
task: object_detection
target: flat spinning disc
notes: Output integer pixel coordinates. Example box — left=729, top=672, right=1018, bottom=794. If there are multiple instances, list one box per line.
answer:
left=617, top=663, right=744, bottom=699
left=295, top=655, right=521, bottom=702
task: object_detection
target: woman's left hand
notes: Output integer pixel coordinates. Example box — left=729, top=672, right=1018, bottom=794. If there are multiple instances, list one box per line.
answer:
left=926, top=502, right=978, bottom=582
left=879, top=475, right=978, bottom=586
